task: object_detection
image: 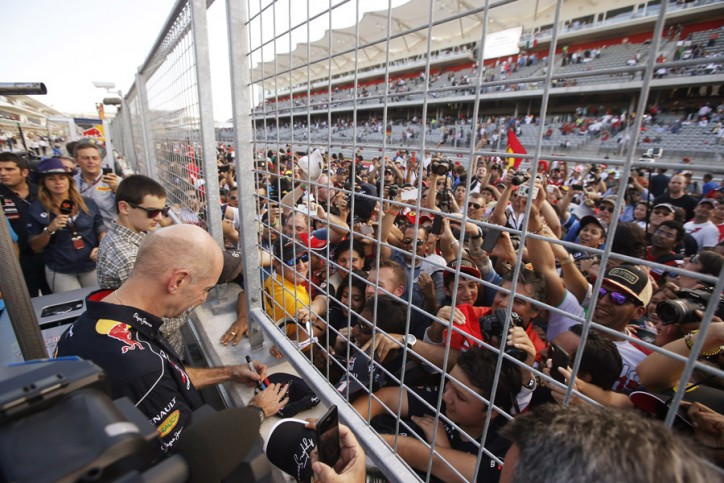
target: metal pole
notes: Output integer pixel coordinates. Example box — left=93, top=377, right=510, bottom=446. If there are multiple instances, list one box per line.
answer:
left=97, top=103, right=115, bottom=172
left=226, top=0, right=264, bottom=349
left=120, top=97, right=137, bottom=171
left=135, top=72, right=156, bottom=178
left=190, top=0, right=223, bottom=248
left=0, top=208, right=47, bottom=360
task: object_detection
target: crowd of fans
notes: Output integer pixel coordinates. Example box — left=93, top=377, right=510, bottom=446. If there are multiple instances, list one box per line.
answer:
left=3, top=136, right=724, bottom=480
left=232, top=141, right=724, bottom=481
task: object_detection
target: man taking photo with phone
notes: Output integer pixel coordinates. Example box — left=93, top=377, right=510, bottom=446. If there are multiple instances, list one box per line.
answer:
left=73, top=141, right=118, bottom=228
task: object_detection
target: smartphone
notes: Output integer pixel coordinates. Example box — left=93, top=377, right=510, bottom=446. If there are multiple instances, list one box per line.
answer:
left=571, top=184, right=583, bottom=191
left=316, top=405, right=340, bottom=467
left=359, top=224, right=374, bottom=235
left=548, top=343, right=570, bottom=384
left=401, top=187, right=418, bottom=201
left=481, top=227, right=501, bottom=253
left=431, top=214, right=443, bottom=235
left=102, top=167, right=113, bottom=175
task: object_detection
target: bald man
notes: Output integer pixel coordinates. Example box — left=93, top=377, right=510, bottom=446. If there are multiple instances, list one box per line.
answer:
left=55, top=225, right=288, bottom=454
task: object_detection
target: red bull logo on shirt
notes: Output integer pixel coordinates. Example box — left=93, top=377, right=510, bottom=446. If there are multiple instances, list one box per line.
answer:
left=95, top=319, right=144, bottom=353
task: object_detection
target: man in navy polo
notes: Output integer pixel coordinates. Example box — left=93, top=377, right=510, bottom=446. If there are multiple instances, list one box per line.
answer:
left=55, top=224, right=289, bottom=453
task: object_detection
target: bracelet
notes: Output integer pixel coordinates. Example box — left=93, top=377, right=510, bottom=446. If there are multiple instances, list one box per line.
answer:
left=559, top=255, right=575, bottom=266
left=685, top=330, right=722, bottom=358
left=44, top=226, right=56, bottom=236
left=530, top=225, right=544, bottom=235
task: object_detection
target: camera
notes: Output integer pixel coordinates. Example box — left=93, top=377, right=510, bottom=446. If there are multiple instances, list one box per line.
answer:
left=436, top=189, right=452, bottom=212
left=510, top=171, right=531, bottom=186
left=430, top=157, right=453, bottom=176
left=479, top=309, right=528, bottom=361
left=388, top=184, right=399, bottom=198
left=657, top=287, right=724, bottom=325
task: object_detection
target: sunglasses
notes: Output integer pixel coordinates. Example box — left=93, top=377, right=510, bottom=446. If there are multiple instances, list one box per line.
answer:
left=598, top=287, right=637, bottom=306
left=688, top=254, right=700, bottom=265
left=128, top=203, right=170, bottom=218
left=402, top=238, right=425, bottom=246
left=599, top=205, right=615, bottom=213
left=468, top=202, right=483, bottom=210
left=285, top=252, right=309, bottom=266
left=230, top=195, right=237, bottom=200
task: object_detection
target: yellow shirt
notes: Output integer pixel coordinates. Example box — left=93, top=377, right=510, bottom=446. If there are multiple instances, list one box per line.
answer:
left=263, top=273, right=310, bottom=324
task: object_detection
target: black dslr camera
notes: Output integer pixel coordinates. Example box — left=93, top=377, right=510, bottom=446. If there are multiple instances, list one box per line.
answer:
left=657, top=287, right=724, bottom=325
left=510, top=171, right=530, bottom=186
left=479, top=308, right=528, bottom=361
left=430, top=157, right=453, bottom=176
left=388, top=184, right=399, bottom=199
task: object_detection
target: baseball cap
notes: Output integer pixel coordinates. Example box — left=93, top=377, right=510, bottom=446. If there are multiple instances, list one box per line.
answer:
left=297, top=232, right=328, bottom=251
left=573, top=165, right=584, bottom=173
left=443, top=258, right=482, bottom=286
left=578, top=215, right=607, bottom=238
left=599, top=196, right=618, bottom=207
left=653, top=203, right=676, bottom=214
left=264, top=418, right=317, bottom=482
left=603, top=264, right=652, bottom=306
left=36, top=158, right=68, bottom=176
left=698, top=198, right=718, bottom=208
left=274, top=239, right=308, bottom=266
left=402, top=211, right=432, bottom=226
left=217, top=250, right=243, bottom=284
left=265, top=373, right=320, bottom=418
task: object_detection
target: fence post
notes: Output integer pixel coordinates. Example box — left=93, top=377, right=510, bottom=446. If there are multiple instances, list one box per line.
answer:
left=190, top=0, right=223, bottom=248
left=119, top=97, right=136, bottom=172
left=135, top=72, right=156, bottom=179
left=225, top=0, right=264, bottom=349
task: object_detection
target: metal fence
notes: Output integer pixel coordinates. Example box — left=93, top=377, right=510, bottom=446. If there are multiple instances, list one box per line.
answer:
left=109, top=0, right=724, bottom=480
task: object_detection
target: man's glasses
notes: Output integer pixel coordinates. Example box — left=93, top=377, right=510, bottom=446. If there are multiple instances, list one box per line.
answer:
left=598, top=287, right=636, bottom=306
left=402, top=238, right=425, bottom=246
left=285, top=252, right=309, bottom=266
left=599, top=205, right=615, bottom=213
left=230, top=195, right=237, bottom=200
left=128, top=203, right=170, bottom=218
left=468, top=202, right=483, bottom=210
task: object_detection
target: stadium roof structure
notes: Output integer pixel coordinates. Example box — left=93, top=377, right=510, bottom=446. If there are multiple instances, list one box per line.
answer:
left=250, top=0, right=596, bottom=87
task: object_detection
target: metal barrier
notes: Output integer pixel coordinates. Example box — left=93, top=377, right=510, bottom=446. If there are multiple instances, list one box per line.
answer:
left=109, top=0, right=724, bottom=480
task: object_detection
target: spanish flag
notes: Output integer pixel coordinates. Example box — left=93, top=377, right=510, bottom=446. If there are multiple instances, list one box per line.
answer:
left=506, top=128, right=526, bottom=170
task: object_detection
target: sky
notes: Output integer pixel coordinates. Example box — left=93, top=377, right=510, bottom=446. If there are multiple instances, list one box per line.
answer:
left=1, top=0, right=408, bottom=121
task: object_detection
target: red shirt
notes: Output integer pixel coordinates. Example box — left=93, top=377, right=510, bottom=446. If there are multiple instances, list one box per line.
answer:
left=443, top=304, right=546, bottom=360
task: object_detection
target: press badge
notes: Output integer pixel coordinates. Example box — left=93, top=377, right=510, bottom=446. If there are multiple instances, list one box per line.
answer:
left=72, top=236, right=85, bottom=250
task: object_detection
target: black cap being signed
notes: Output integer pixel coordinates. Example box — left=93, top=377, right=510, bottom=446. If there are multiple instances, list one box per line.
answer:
left=264, top=418, right=317, bottom=482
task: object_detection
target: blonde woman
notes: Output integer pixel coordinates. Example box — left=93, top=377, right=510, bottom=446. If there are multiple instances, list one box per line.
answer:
left=28, top=158, right=107, bottom=292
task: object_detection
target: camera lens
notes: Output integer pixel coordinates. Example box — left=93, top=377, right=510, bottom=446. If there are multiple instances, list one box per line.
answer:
left=657, top=299, right=699, bottom=325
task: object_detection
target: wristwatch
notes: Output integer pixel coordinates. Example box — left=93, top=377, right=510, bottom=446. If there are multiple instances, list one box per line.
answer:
left=43, top=226, right=56, bottom=236
left=247, top=404, right=265, bottom=424
left=404, top=334, right=417, bottom=349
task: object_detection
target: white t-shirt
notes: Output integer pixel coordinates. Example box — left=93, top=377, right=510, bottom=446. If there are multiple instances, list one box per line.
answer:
left=547, top=289, right=586, bottom=341
left=683, top=220, right=719, bottom=249
left=612, top=335, right=650, bottom=394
